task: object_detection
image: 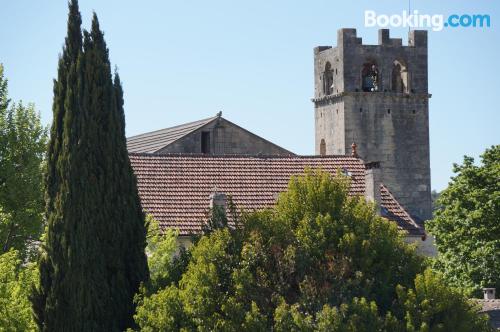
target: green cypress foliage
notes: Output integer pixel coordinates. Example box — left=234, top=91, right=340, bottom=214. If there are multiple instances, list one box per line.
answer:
left=31, top=0, right=82, bottom=328
left=31, top=2, right=148, bottom=331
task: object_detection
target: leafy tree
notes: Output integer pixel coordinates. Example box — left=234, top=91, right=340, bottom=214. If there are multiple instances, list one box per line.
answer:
left=0, top=64, right=48, bottom=261
left=134, top=169, right=491, bottom=331
left=143, top=215, right=188, bottom=293
left=431, top=190, right=441, bottom=214
left=0, top=64, right=8, bottom=111
left=427, top=145, right=500, bottom=296
left=129, top=216, right=190, bottom=332
left=274, top=297, right=395, bottom=332
left=0, top=249, right=37, bottom=331
left=395, top=269, right=491, bottom=332
left=31, top=1, right=149, bottom=330
left=133, top=285, right=191, bottom=332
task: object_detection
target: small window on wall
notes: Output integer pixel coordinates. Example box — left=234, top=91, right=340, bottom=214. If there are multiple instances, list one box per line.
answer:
left=201, top=131, right=210, bottom=154
left=320, top=139, right=326, bottom=156
left=361, top=62, right=379, bottom=92
left=323, top=62, right=334, bottom=95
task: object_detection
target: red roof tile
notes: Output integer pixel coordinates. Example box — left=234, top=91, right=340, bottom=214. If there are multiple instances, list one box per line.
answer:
left=380, top=184, right=425, bottom=236
left=129, top=153, right=423, bottom=237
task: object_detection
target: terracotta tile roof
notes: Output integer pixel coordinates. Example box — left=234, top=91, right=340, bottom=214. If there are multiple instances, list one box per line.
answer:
left=129, top=154, right=423, bottom=237
left=127, top=116, right=218, bottom=153
left=380, top=184, right=425, bottom=236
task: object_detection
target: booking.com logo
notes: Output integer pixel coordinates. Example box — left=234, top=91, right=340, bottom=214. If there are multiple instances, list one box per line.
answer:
left=365, top=10, right=491, bottom=32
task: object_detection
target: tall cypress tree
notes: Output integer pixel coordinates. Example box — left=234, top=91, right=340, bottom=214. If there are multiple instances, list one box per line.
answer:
left=32, top=2, right=149, bottom=331
left=31, top=0, right=82, bottom=328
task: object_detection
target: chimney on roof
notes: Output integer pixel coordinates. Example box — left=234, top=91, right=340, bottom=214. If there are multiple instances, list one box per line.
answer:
left=216, top=111, right=222, bottom=118
left=365, top=162, right=381, bottom=211
left=483, top=288, right=496, bottom=300
left=351, top=142, right=358, bottom=158
left=209, top=190, right=227, bottom=212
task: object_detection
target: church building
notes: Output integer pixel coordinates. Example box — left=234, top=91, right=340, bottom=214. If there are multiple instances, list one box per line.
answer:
left=127, top=29, right=435, bottom=255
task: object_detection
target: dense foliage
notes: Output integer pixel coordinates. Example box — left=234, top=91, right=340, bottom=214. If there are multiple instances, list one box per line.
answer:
left=144, top=215, right=183, bottom=293
left=133, top=169, right=491, bottom=331
left=0, top=250, right=37, bottom=331
left=427, top=145, right=500, bottom=296
left=31, top=1, right=149, bottom=330
left=431, top=190, right=441, bottom=214
left=0, top=64, right=47, bottom=261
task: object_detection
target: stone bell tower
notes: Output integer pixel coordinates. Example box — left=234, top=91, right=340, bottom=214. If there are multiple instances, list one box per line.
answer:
left=313, top=28, right=432, bottom=221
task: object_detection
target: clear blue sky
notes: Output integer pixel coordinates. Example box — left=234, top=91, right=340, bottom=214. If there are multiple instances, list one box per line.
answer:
left=1, top=0, right=498, bottom=191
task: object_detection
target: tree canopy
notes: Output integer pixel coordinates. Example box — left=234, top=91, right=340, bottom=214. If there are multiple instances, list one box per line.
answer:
left=133, top=169, right=491, bottom=331
left=0, top=249, right=37, bottom=331
left=427, top=145, right=500, bottom=296
left=0, top=64, right=47, bottom=261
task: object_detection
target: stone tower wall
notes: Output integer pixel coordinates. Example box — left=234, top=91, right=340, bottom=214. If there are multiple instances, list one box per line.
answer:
left=314, top=28, right=431, bottom=220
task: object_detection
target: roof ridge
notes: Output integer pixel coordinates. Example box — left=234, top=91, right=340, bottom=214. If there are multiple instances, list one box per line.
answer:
left=128, top=152, right=363, bottom=159
left=127, top=115, right=218, bottom=140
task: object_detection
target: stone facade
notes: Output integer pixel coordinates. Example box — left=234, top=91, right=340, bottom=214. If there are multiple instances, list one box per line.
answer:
left=313, top=28, right=432, bottom=221
left=157, top=116, right=292, bottom=155
left=404, top=235, right=437, bottom=257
